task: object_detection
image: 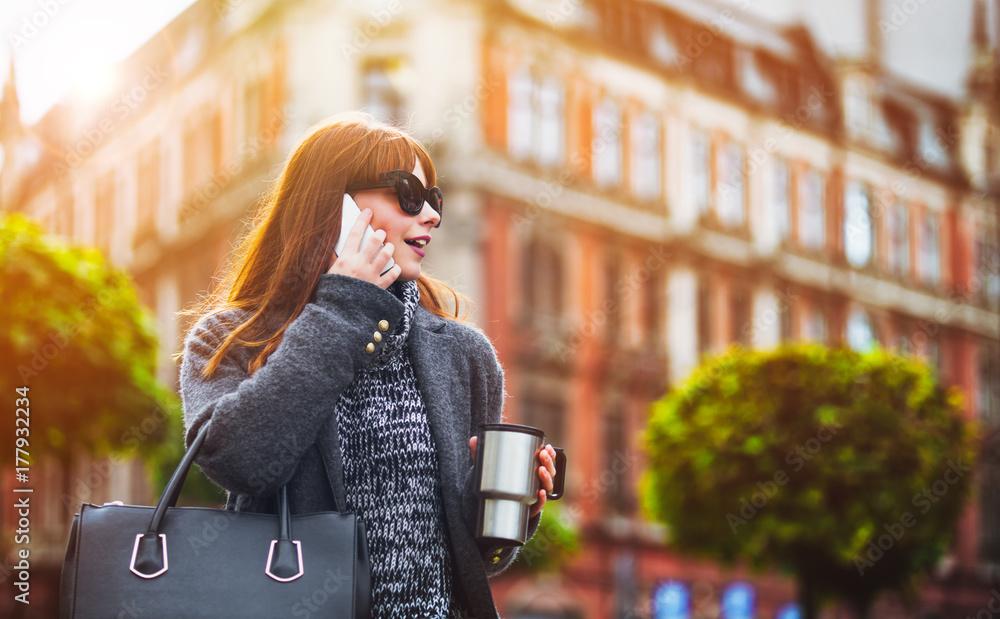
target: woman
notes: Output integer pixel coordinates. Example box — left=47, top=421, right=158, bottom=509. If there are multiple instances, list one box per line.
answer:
left=176, top=111, right=557, bottom=618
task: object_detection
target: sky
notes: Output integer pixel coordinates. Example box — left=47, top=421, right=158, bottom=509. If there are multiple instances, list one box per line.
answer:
left=0, top=0, right=990, bottom=125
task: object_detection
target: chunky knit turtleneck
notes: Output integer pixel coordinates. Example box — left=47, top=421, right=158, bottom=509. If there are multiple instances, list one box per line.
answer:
left=333, top=279, right=461, bottom=618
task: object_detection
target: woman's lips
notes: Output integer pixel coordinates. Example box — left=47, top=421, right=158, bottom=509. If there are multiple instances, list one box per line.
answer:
left=405, top=236, right=429, bottom=257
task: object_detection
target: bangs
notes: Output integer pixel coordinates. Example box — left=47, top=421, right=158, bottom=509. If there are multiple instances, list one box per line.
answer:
left=348, top=128, right=437, bottom=188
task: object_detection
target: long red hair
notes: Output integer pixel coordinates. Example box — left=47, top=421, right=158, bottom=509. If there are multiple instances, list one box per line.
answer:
left=175, top=111, right=472, bottom=378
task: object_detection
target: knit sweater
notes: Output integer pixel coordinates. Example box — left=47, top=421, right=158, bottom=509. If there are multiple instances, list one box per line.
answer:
left=334, top=279, right=459, bottom=618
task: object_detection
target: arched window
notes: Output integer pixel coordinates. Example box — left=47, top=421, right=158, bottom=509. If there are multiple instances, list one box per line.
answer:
left=844, top=181, right=873, bottom=267
left=535, top=76, right=564, bottom=166
left=507, top=68, right=565, bottom=167
left=798, top=168, right=825, bottom=250
left=689, top=128, right=711, bottom=216
left=846, top=307, right=876, bottom=352
left=630, top=111, right=662, bottom=201
left=593, top=97, right=623, bottom=188
left=887, top=199, right=910, bottom=277
left=522, top=235, right=564, bottom=327
left=718, top=142, right=746, bottom=227
left=507, top=66, right=533, bottom=160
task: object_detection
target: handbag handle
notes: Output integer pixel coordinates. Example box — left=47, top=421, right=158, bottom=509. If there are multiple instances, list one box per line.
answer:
left=128, top=420, right=304, bottom=582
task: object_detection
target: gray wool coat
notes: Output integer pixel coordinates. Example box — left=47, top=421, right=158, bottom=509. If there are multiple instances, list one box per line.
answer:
left=178, top=273, right=540, bottom=619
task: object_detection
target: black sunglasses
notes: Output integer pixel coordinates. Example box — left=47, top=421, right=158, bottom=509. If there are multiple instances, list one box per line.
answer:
left=348, top=169, right=443, bottom=228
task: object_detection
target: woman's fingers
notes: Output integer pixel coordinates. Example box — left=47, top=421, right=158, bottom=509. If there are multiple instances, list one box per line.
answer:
left=539, top=465, right=554, bottom=493
left=364, top=228, right=388, bottom=260
left=469, top=436, right=477, bottom=461
left=529, top=490, right=546, bottom=518
left=376, top=263, right=401, bottom=288
left=328, top=208, right=400, bottom=289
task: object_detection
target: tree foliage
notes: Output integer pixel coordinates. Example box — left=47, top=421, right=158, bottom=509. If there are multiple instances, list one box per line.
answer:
left=641, top=343, right=978, bottom=616
left=0, top=213, right=177, bottom=464
left=0, top=213, right=222, bottom=504
left=513, top=501, right=581, bottom=573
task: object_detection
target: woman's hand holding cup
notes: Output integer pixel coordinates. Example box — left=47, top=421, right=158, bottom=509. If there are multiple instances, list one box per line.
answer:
left=468, top=437, right=557, bottom=519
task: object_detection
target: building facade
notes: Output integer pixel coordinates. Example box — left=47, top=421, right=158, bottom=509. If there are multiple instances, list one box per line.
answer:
left=0, top=0, right=998, bottom=616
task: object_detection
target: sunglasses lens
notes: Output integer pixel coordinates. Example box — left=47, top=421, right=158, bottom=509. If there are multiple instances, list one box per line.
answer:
left=396, top=175, right=423, bottom=215
left=428, top=188, right=443, bottom=214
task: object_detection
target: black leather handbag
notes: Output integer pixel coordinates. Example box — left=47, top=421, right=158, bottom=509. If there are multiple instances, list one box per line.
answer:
left=59, top=421, right=371, bottom=618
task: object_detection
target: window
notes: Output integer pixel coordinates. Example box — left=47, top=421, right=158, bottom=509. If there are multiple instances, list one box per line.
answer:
left=780, top=301, right=793, bottom=342
left=136, top=140, right=160, bottom=244
left=643, top=267, right=665, bottom=347
left=844, top=181, right=873, bottom=267
left=521, top=397, right=566, bottom=454
left=242, top=77, right=262, bottom=152
left=978, top=341, right=1000, bottom=427
left=95, top=171, right=115, bottom=256
left=183, top=107, right=220, bottom=196
left=630, top=111, right=662, bottom=202
left=918, top=117, right=947, bottom=170
left=593, top=97, right=622, bottom=188
left=697, top=276, right=712, bottom=354
left=646, top=19, right=679, bottom=66
left=522, top=237, right=564, bottom=328
left=603, top=250, right=622, bottom=346
left=888, top=199, right=910, bottom=278
left=798, top=168, right=825, bottom=250
left=919, top=212, right=940, bottom=286
left=602, top=405, right=629, bottom=514
left=894, top=321, right=914, bottom=356
left=978, top=340, right=1000, bottom=566
left=508, top=67, right=533, bottom=160
left=801, top=304, right=826, bottom=343
left=690, top=128, right=711, bottom=216
left=846, top=308, right=876, bottom=352
left=362, top=60, right=403, bottom=125
left=717, top=143, right=746, bottom=228
left=536, top=77, right=564, bottom=166
left=507, top=68, right=565, bottom=167
left=977, top=230, right=1000, bottom=310
left=731, top=285, right=751, bottom=346
left=739, top=49, right=776, bottom=104
left=771, top=159, right=791, bottom=243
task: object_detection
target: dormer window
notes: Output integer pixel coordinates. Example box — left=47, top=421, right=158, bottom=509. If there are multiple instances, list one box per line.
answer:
left=739, top=49, right=776, bottom=105
left=918, top=116, right=948, bottom=170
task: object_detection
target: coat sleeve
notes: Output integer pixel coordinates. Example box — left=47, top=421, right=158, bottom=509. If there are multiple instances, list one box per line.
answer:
left=459, top=331, right=542, bottom=577
left=178, top=274, right=404, bottom=498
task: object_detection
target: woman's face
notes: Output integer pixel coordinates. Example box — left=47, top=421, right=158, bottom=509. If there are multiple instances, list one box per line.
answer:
left=350, top=159, right=441, bottom=282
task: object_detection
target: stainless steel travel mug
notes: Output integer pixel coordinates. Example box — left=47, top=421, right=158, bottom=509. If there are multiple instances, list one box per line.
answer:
left=473, top=423, right=567, bottom=546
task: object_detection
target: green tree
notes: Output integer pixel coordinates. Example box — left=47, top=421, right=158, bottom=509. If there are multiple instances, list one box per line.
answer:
left=512, top=501, right=581, bottom=573
left=0, top=213, right=218, bottom=506
left=641, top=343, right=978, bottom=618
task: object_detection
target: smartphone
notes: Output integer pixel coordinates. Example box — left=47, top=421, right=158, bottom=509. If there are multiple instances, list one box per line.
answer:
left=334, top=193, right=395, bottom=276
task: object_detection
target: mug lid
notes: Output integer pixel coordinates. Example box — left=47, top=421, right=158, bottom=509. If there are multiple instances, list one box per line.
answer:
left=480, top=423, right=545, bottom=438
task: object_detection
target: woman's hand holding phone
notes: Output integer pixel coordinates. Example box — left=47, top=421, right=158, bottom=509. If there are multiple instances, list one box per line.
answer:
left=327, top=206, right=401, bottom=289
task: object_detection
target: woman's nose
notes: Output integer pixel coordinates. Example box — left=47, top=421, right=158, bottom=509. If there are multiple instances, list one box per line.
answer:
left=421, top=200, right=442, bottom=228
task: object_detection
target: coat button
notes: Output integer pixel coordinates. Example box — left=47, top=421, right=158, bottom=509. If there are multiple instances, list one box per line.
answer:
left=378, top=320, right=389, bottom=332
left=373, top=332, right=383, bottom=343
left=365, top=343, right=375, bottom=354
